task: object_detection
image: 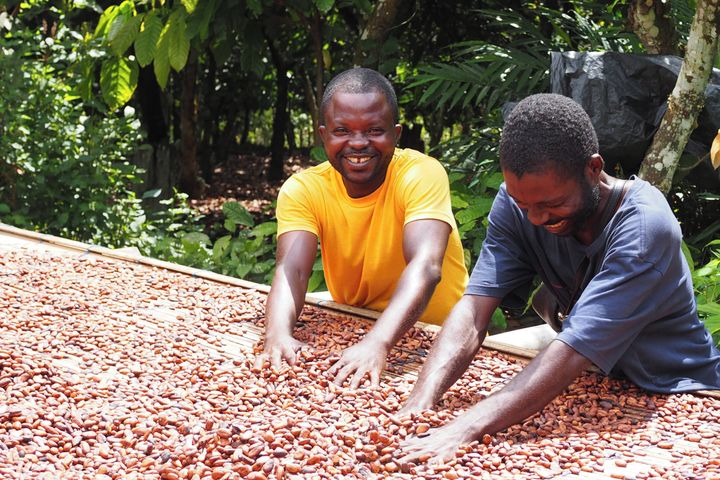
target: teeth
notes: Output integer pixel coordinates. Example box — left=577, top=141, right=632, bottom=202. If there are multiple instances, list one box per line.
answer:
left=347, top=156, right=371, bottom=164
left=545, top=219, right=567, bottom=231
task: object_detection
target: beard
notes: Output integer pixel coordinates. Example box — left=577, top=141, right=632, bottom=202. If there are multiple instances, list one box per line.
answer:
left=567, top=178, right=600, bottom=233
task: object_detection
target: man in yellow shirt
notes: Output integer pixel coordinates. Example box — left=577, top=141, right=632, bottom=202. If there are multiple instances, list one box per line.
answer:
left=254, top=68, right=468, bottom=388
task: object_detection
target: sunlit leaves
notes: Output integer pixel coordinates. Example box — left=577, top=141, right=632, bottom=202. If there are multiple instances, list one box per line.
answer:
left=166, top=10, right=190, bottom=71
left=100, top=56, right=139, bottom=111
left=181, top=0, right=198, bottom=14
left=153, top=21, right=172, bottom=89
left=95, top=5, right=119, bottom=37
left=134, top=11, right=162, bottom=67
left=108, top=13, right=142, bottom=56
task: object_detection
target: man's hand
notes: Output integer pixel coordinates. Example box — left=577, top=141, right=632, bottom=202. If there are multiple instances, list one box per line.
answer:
left=259, top=230, right=317, bottom=373
left=395, top=400, right=428, bottom=419
left=254, top=335, right=308, bottom=370
left=328, top=338, right=388, bottom=388
left=397, top=419, right=474, bottom=464
left=398, top=340, right=591, bottom=465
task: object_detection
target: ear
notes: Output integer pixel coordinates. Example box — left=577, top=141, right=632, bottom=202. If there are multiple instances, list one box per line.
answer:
left=586, top=154, right=604, bottom=180
left=394, top=124, right=402, bottom=143
left=318, top=125, right=327, bottom=144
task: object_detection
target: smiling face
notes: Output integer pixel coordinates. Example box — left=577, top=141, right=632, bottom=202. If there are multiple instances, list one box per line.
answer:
left=319, top=90, right=402, bottom=198
left=503, top=167, right=600, bottom=238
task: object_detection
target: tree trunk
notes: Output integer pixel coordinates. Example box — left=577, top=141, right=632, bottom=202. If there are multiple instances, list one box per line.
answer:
left=241, top=105, right=251, bottom=145
left=286, top=119, right=297, bottom=151
left=136, top=66, right=168, bottom=144
left=0, top=161, right=16, bottom=210
left=628, top=0, right=680, bottom=55
left=179, top=52, right=205, bottom=199
left=266, top=34, right=289, bottom=181
left=198, top=51, right=217, bottom=184
left=638, top=0, right=720, bottom=194
left=133, top=65, right=178, bottom=204
left=352, top=0, right=403, bottom=69
left=310, top=12, right=324, bottom=146
left=303, top=67, right=322, bottom=146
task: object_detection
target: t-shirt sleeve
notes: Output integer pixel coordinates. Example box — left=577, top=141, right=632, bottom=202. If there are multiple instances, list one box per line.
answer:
left=399, top=158, right=456, bottom=227
left=556, top=210, right=683, bottom=374
left=276, top=175, right=320, bottom=237
left=465, top=186, right=535, bottom=298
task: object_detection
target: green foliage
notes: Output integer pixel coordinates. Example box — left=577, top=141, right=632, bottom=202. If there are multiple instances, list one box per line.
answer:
left=160, top=201, right=277, bottom=284
left=410, top=3, right=642, bottom=116
left=437, top=127, right=504, bottom=270
left=154, top=200, right=327, bottom=291
left=0, top=8, right=212, bottom=260
left=0, top=17, right=147, bottom=248
left=134, top=11, right=161, bottom=67
left=88, top=0, right=268, bottom=109
left=690, top=240, right=720, bottom=347
left=100, top=56, right=139, bottom=110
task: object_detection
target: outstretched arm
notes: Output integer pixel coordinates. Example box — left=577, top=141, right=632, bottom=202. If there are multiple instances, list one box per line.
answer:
left=399, top=294, right=500, bottom=412
left=254, top=230, right=318, bottom=370
left=330, top=219, right=451, bottom=388
left=398, top=339, right=591, bottom=463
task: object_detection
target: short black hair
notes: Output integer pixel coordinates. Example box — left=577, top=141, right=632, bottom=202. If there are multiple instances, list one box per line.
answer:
left=499, top=93, right=599, bottom=180
left=320, top=67, right=399, bottom=124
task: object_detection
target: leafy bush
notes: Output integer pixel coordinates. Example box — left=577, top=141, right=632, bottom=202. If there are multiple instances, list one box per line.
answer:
left=439, top=129, right=504, bottom=271
left=0, top=13, right=148, bottom=248
left=154, top=200, right=277, bottom=284
left=159, top=200, right=327, bottom=290
left=436, top=128, right=505, bottom=330
left=689, top=241, right=720, bottom=347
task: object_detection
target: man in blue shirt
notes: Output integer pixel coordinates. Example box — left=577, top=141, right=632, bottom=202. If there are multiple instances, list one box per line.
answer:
left=397, top=93, right=720, bottom=462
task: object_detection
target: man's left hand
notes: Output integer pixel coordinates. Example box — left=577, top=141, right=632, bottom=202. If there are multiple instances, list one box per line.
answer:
left=328, top=338, right=388, bottom=388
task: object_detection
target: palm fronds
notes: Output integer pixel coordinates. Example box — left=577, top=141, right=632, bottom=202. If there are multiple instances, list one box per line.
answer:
left=409, top=3, right=643, bottom=116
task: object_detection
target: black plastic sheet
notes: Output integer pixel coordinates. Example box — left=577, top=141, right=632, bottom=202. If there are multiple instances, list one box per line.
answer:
left=549, top=51, right=720, bottom=184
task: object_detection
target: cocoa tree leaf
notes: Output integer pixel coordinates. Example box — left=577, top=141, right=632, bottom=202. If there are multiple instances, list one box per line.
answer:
left=100, top=56, right=139, bottom=110
left=109, top=14, right=141, bottom=56
left=135, top=12, right=162, bottom=67
left=153, top=22, right=172, bottom=89
left=167, top=10, right=190, bottom=72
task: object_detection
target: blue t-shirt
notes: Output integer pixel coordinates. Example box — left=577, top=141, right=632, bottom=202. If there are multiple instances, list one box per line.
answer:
left=466, top=178, right=720, bottom=393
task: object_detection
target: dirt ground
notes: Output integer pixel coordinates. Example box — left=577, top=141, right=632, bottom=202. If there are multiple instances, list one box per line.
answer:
left=190, top=153, right=313, bottom=228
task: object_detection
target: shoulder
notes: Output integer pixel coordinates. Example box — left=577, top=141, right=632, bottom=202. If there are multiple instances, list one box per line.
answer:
left=392, top=148, right=449, bottom=185
left=489, top=184, right=521, bottom=218
left=622, top=179, right=680, bottom=235
left=279, top=162, right=334, bottom=197
left=611, top=178, right=682, bottom=257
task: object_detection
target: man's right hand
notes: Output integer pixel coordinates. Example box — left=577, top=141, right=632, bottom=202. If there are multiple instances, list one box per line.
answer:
left=258, top=230, right=318, bottom=372
left=253, top=335, right=308, bottom=370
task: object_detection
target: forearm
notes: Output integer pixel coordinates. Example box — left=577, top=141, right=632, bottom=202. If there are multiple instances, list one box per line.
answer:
left=458, top=340, right=591, bottom=439
left=404, top=295, right=496, bottom=409
left=364, top=259, right=441, bottom=349
left=264, top=269, right=309, bottom=339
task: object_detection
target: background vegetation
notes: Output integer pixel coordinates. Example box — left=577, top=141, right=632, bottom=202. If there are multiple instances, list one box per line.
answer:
left=0, top=0, right=718, bottom=342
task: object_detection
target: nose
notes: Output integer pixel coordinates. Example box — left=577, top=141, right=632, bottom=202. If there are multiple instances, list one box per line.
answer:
left=348, top=131, right=369, bottom=149
left=526, top=207, right=550, bottom=226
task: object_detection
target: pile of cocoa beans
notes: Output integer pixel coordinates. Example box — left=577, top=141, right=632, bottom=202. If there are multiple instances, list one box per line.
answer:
left=1, top=251, right=718, bottom=479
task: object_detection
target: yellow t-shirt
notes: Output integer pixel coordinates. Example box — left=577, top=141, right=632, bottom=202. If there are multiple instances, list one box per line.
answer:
left=276, top=148, right=468, bottom=325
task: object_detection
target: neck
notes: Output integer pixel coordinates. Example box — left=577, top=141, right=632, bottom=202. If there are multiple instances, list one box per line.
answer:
left=574, top=172, right=617, bottom=245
